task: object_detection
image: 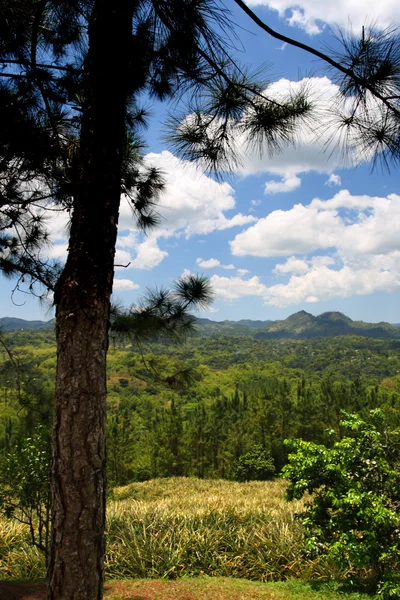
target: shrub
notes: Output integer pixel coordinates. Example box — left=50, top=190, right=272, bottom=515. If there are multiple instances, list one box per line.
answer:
left=234, top=445, right=275, bottom=482
left=0, top=425, right=51, bottom=558
left=282, top=411, right=400, bottom=596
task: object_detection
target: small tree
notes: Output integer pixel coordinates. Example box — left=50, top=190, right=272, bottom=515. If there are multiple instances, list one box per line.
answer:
left=234, top=444, right=275, bottom=481
left=283, top=411, right=400, bottom=595
left=0, top=425, right=51, bottom=559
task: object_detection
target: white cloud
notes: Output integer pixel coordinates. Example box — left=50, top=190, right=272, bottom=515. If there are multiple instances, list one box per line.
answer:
left=113, top=279, right=140, bottom=291
left=231, top=202, right=339, bottom=257
left=245, top=0, right=399, bottom=33
left=129, top=235, right=168, bottom=270
left=210, top=254, right=400, bottom=308
left=114, top=151, right=256, bottom=271
left=251, top=199, right=262, bottom=206
left=273, top=255, right=336, bottom=275
left=325, top=173, right=342, bottom=187
left=49, top=242, right=68, bottom=262
left=196, top=257, right=220, bottom=269
left=226, top=189, right=400, bottom=307
left=143, top=151, right=256, bottom=237
left=114, top=249, right=133, bottom=269
left=210, top=274, right=269, bottom=300
left=203, top=306, right=220, bottom=313
left=264, top=174, right=301, bottom=194
left=235, top=77, right=361, bottom=181
left=273, top=256, right=310, bottom=274
left=232, top=190, right=400, bottom=258
left=263, top=262, right=400, bottom=307
left=286, top=8, right=323, bottom=35
left=196, top=257, right=235, bottom=270
left=237, top=268, right=250, bottom=276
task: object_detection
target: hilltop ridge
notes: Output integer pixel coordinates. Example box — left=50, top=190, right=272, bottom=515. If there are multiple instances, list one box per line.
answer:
left=1, top=311, right=399, bottom=340
left=196, top=310, right=400, bottom=339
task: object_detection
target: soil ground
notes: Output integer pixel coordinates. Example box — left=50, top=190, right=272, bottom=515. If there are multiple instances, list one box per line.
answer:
left=0, top=578, right=368, bottom=600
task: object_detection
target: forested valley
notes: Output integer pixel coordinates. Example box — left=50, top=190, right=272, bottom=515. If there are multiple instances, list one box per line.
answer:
left=2, top=326, right=400, bottom=485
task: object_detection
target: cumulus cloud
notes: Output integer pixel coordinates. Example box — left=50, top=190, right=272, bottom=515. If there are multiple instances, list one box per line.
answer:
left=235, top=77, right=360, bottom=181
left=223, top=190, right=400, bottom=306
left=142, top=151, right=256, bottom=237
left=245, top=0, right=398, bottom=33
left=196, top=257, right=235, bottom=270
left=264, top=261, right=400, bottom=307
left=325, top=173, right=342, bottom=187
left=129, top=235, right=168, bottom=270
left=264, top=174, right=302, bottom=194
left=273, top=256, right=310, bottom=274
left=210, top=274, right=269, bottom=300
left=113, top=279, right=140, bottom=291
left=48, top=242, right=68, bottom=262
left=232, top=190, right=400, bottom=258
left=114, top=151, right=257, bottom=271
left=231, top=202, right=339, bottom=257
left=211, top=257, right=400, bottom=308
left=114, top=249, right=134, bottom=269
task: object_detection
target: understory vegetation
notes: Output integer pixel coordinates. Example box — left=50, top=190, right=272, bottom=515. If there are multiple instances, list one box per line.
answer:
left=0, top=477, right=315, bottom=581
left=1, top=328, right=400, bottom=596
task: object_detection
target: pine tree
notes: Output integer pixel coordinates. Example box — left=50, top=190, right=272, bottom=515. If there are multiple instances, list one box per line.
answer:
left=1, top=1, right=398, bottom=598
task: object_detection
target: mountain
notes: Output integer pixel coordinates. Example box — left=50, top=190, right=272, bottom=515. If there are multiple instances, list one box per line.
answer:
left=1, top=312, right=400, bottom=340
left=195, top=311, right=400, bottom=340
left=255, top=311, right=400, bottom=340
left=0, top=317, right=54, bottom=331
left=195, top=317, right=272, bottom=336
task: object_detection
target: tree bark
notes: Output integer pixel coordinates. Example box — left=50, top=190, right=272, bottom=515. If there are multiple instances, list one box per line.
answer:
left=48, top=1, right=133, bottom=598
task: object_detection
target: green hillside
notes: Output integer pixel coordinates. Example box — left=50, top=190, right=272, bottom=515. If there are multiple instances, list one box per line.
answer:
left=2, top=312, right=400, bottom=340
left=0, top=317, right=54, bottom=331
left=256, top=310, right=400, bottom=340
left=198, top=311, right=400, bottom=339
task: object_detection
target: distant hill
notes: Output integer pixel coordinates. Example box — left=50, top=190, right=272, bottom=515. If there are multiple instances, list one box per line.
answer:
left=0, top=317, right=54, bottom=331
left=195, top=311, right=400, bottom=340
left=195, top=317, right=272, bottom=336
left=254, top=311, right=400, bottom=340
left=1, top=311, right=400, bottom=340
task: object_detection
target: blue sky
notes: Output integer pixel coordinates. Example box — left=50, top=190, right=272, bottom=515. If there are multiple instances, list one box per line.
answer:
left=2, top=0, right=400, bottom=323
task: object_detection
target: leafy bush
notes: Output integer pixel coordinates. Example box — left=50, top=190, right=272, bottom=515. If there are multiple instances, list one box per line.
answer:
left=0, top=425, right=51, bottom=557
left=234, top=445, right=275, bottom=481
left=283, top=411, right=400, bottom=596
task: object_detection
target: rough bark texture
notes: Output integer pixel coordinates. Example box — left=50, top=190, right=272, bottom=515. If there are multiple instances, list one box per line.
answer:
left=48, top=2, right=133, bottom=598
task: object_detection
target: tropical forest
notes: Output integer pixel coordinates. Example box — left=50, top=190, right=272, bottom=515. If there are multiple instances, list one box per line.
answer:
left=1, top=315, right=400, bottom=599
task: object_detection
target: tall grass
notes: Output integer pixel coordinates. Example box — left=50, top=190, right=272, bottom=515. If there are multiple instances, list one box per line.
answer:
left=0, top=477, right=318, bottom=582
left=107, top=478, right=308, bottom=581
left=0, top=520, right=45, bottom=579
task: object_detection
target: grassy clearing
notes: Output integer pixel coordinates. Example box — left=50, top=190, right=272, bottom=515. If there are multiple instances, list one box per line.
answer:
left=106, top=478, right=309, bottom=581
left=0, top=478, right=325, bottom=583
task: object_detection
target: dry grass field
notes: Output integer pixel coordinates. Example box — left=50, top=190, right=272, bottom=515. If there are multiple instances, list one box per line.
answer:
left=1, top=477, right=364, bottom=600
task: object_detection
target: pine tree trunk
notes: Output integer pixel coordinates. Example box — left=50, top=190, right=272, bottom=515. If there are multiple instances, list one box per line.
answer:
left=48, top=2, right=133, bottom=598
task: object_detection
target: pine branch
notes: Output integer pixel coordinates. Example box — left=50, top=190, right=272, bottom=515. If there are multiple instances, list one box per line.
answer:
left=1, top=59, right=82, bottom=73
left=233, top=0, right=400, bottom=118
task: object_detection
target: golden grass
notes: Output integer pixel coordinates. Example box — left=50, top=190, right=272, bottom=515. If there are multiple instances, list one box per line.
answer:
left=0, top=477, right=314, bottom=583
left=106, top=478, right=307, bottom=581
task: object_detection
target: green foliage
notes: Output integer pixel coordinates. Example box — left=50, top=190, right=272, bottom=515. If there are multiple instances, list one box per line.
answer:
left=234, top=445, right=275, bottom=482
left=4, top=329, right=400, bottom=488
left=0, top=425, right=50, bottom=557
left=110, top=274, right=214, bottom=353
left=283, top=411, right=400, bottom=595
